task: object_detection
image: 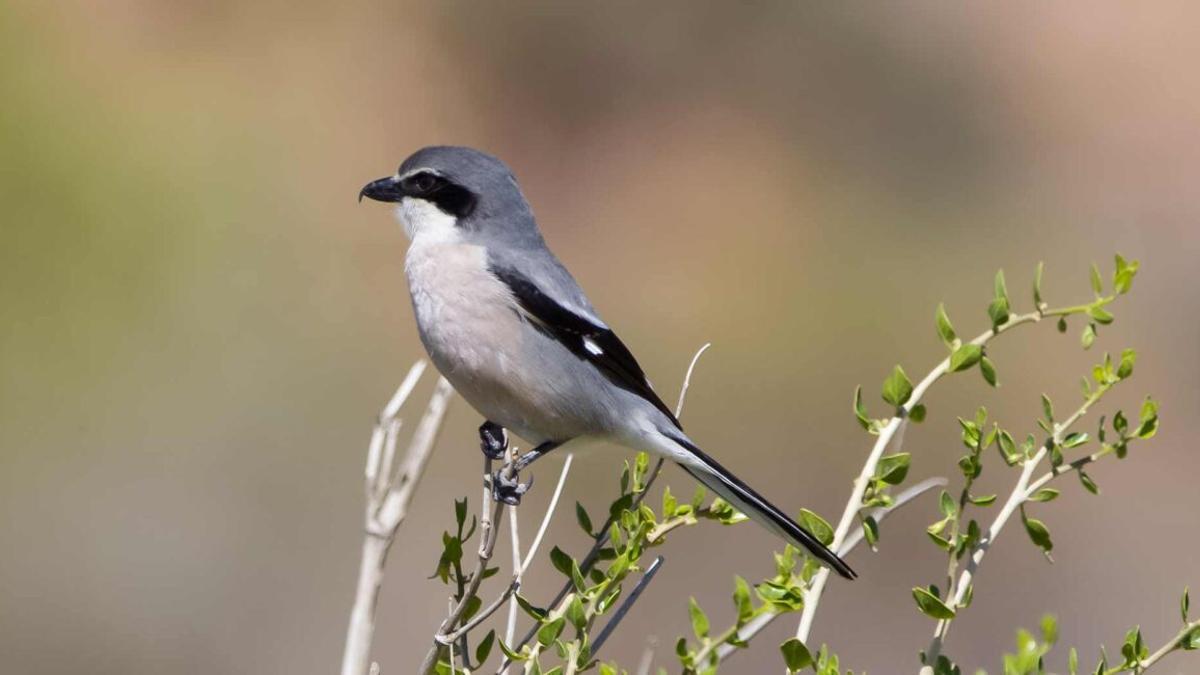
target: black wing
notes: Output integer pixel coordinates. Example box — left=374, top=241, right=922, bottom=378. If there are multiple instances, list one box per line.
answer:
left=490, top=265, right=682, bottom=430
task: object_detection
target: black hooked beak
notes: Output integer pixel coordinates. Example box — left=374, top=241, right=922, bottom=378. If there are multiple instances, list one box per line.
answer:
left=358, top=175, right=404, bottom=203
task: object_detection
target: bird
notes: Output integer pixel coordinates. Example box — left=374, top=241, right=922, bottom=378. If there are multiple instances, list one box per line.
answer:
left=359, top=146, right=855, bottom=580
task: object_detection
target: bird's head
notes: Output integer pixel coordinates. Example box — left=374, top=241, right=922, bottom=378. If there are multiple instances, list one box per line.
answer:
left=360, top=146, right=536, bottom=244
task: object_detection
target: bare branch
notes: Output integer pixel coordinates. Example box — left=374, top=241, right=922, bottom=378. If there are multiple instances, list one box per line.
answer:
left=341, top=364, right=454, bottom=675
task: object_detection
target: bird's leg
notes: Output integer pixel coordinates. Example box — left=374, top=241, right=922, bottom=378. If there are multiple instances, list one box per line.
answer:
left=513, top=441, right=561, bottom=473
left=478, top=420, right=508, bottom=460
left=491, top=440, right=562, bottom=505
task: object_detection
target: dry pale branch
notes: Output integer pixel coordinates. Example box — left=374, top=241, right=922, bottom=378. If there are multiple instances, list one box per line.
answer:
left=341, top=362, right=455, bottom=675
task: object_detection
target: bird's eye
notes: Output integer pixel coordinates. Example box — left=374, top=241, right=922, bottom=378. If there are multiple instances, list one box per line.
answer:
left=407, top=172, right=439, bottom=194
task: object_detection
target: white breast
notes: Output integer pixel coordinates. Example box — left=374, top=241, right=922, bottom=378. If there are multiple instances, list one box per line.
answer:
left=395, top=198, right=610, bottom=444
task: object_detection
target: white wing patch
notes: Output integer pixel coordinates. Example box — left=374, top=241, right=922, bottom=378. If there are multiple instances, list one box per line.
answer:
left=583, top=338, right=603, bottom=356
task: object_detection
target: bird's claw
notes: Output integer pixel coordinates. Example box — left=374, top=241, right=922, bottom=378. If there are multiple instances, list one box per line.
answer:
left=490, top=469, right=533, bottom=505
left=479, top=421, right=508, bottom=460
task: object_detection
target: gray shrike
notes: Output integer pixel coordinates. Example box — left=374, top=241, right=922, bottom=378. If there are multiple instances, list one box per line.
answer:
left=360, top=146, right=855, bottom=580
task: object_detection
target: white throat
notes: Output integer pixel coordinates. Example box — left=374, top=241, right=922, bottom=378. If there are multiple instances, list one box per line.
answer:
left=395, top=197, right=459, bottom=243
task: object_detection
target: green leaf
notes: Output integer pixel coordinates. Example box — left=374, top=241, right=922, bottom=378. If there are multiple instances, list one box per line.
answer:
left=939, top=490, right=957, bottom=518
left=570, top=559, right=588, bottom=593
left=550, top=547, right=574, bottom=578
left=949, top=344, right=982, bottom=372
left=798, top=508, right=834, bottom=546
left=1182, top=625, right=1200, bottom=650
left=537, top=617, right=565, bottom=646
left=575, top=502, right=593, bottom=535
left=882, top=365, right=914, bottom=407
left=780, top=638, right=814, bottom=672
left=1022, top=509, right=1054, bottom=559
left=935, top=303, right=958, bottom=348
left=1116, top=348, right=1136, bottom=379
left=733, top=576, right=754, bottom=624
left=853, top=386, right=873, bottom=432
left=913, top=586, right=956, bottom=620
left=1136, top=397, right=1159, bottom=439
left=454, top=498, right=468, bottom=530
left=515, top=593, right=548, bottom=621
left=659, top=487, right=678, bottom=520
left=969, top=494, right=997, bottom=506
left=1062, top=432, right=1089, bottom=449
left=476, top=630, right=496, bottom=664
left=910, top=403, right=927, bottom=423
left=980, top=356, right=998, bottom=387
left=1078, top=470, right=1100, bottom=495
left=1121, top=626, right=1147, bottom=663
left=1068, top=646, right=1078, bottom=675
left=1042, top=393, right=1055, bottom=423
left=1088, top=305, right=1114, bottom=325
left=862, top=514, right=879, bottom=548
left=1113, top=410, right=1129, bottom=436
left=988, top=297, right=1010, bottom=327
left=1042, top=614, right=1059, bottom=645
left=994, top=268, right=1010, bottom=303
left=1113, top=255, right=1139, bottom=294
left=1057, top=316, right=1068, bottom=333
left=596, top=585, right=621, bottom=613
left=1029, top=488, right=1060, bottom=503
left=462, top=595, right=483, bottom=621
left=877, top=452, right=911, bottom=485
left=1081, top=323, right=1097, bottom=349
left=1090, top=262, right=1103, bottom=295
left=634, top=451, right=650, bottom=490
left=1033, top=261, right=1045, bottom=306
left=1182, top=586, right=1191, bottom=623
left=565, top=595, right=586, bottom=630
left=927, top=515, right=950, bottom=537
left=959, top=417, right=981, bottom=448
left=498, top=636, right=526, bottom=662
left=688, top=597, right=710, bottom=639
left=996, top=430, right=1020, bottom=466
left=755, top=580, right=805, bottom=612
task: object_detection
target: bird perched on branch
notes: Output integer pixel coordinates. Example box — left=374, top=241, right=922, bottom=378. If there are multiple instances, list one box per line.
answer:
left=359, top=146, right=855, bottom=580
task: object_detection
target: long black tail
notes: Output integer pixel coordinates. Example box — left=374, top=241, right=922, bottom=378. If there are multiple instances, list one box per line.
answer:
left=668, top=433, right=856, bottom=580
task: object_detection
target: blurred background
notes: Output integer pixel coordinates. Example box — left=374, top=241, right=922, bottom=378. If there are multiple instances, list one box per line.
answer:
left=2, top=2, right=1198, bottom=673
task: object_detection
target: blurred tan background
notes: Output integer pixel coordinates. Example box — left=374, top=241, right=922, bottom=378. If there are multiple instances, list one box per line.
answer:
left=2, top=2, right=1198, bottom=673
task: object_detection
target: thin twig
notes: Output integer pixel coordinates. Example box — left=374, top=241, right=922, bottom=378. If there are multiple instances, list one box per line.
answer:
left=591, top=556, right=666, bottom=656
left=716, top=476, right=947, bottom=660
left=635, top=637, right=658, bottom=675
left=520, top=454, right=575, bottom=573
left=341, top=364, right=454, bottom=675
left=1135, top=619, right=1200, bottom=671
left=506, top=499, right=525, bottom=653
left=498, top=455, right=575, bottom=673
left=419, top=456, right=509, bottom=674
left=920, top=385, right=1112, bottom=673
